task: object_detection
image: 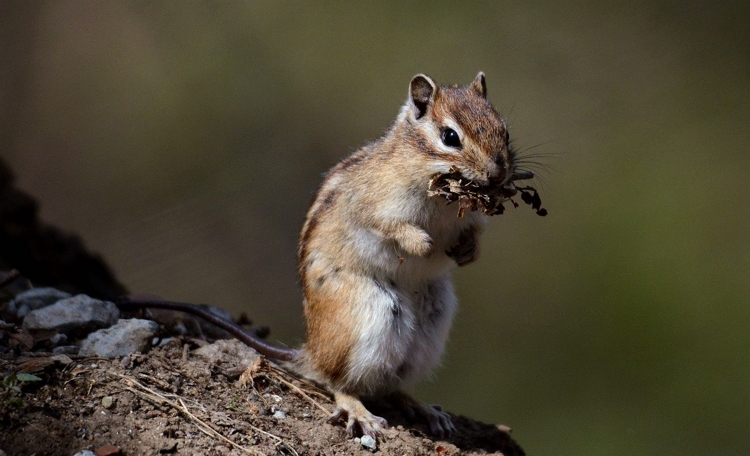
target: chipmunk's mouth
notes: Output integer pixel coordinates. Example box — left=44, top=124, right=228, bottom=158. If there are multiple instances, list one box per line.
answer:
left=428, top=167, right=546, bottom=217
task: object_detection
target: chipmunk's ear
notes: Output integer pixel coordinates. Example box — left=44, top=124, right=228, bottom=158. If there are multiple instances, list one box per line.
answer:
left=409, top=74, right=436, bottom=120
left=471, top=72, right=486, bottom=99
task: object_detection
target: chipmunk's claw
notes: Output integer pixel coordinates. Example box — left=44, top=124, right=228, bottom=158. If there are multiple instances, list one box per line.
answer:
left=329, top=393, right=389, bottom=440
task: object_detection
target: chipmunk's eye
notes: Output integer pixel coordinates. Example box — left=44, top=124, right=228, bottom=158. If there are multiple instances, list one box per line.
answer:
left=441, top=128, right=462, bottom=148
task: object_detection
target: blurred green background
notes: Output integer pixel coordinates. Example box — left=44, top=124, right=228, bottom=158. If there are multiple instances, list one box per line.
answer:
left=1, top=1, right=748, bottom=454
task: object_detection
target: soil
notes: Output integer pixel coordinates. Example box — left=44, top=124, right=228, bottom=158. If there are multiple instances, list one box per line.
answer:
left=0, top=340, right=524, bottom=456
left=0, top=157, right=525, bottom=455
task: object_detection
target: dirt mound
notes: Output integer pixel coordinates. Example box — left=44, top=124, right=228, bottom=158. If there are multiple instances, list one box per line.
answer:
left=1, top=339, right=524, bottom=455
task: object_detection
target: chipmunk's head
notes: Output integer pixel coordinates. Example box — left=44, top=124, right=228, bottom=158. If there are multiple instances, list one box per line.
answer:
left=402, top=72, right=520, bottom=188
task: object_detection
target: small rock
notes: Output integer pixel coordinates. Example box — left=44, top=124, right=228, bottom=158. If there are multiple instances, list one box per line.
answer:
left=360, top=435, right=377, bottom=450
left=193, top=339, right=261, bottom=367
left=6, top=287, right=71, bottom=319
left=79, top=319, right=159, bottom=358
left=273, top=410, right=286, bottom=419
left=52, top=345, right=79, bottom=355
left=0, top=270, right=32, bottom=302
left=73, top=451, right=97, bottom=456
left=154, top=336, right=176, bottom=347
left=50, top=354, right=73, bottom=364
left=22, top=295, right=119, bottom=337
left=101, top=396, right=115, bottom=409
left=50, top=332, right=68, bottom=346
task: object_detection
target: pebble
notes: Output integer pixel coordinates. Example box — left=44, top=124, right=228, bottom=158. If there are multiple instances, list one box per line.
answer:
left=6, top=287, right=71, bottom=319
left=50, top=332, right=68, bottom=346
left=73, top=451, right=97, bottom=456
left=360, top=435, right=377, bottom=450
left=193, top=339, right=261, bottom=367
left=273, top=410, right=286, bottom=419
left=50, top=354, right=73, bottom=364
left=52, top=345, right=79, bottom=355
left=79, top=318, right=159, bottom=358
left=102, top=396, right=115, bottom=409
left=22, top=295, right=119, bottom=336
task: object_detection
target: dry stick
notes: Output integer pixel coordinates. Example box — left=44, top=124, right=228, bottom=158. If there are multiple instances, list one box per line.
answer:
left=128, top=383, right=251, bottom=454
left=269, top=365, right=331, bottom=402
left=176, top=397, right=267, bottom=456
left=269, top=371, right=331, bottom=416
left=121, top=381, right=262, bottom=455
left=0, top=269, right=20, bottom=288
left=121, top=385, right=167, bottom=406
left=111, top=371, right=295, bottom=456
left=137, top=372, right=171, bottom=389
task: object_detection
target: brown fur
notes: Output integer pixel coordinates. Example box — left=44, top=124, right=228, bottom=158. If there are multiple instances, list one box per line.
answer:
left=295, top=72, right=515, bottom=438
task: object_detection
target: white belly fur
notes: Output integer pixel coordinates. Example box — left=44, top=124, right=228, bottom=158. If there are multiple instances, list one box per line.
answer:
left=343, top=198, right=484, bottom=395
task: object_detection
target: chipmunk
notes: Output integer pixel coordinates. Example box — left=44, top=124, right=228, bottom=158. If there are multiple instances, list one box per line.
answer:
left=293, top=71, right=523, bottom=439
left=122, top=72, right=529, bottom=440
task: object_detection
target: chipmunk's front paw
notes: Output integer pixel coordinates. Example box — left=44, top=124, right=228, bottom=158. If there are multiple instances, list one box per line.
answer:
left=393, top=223, right=433, bottom=257
left=446, top=227, right=480, bottom=266
left=396, top=225, right=433, bottom=257
left=446, top=238, right=478, bottom=266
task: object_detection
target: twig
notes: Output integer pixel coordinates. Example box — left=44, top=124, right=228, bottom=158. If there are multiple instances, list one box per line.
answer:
left=177, top=397, right=262, bottom=455
left=121, top=385, right=168, bottom=406
left=0, top=269, right=20, bottom=288
left=269, top=372, right=330, bottom=416
left=269, top=365, right=331, bottom=402
left=137, top=372, right=171, bottom=389
left=110, top=371, right=295, bottom=456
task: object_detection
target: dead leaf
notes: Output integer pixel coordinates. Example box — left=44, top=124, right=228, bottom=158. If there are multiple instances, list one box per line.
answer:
left=239, top=356, right=270, bottom=387
left=16, top=357, right=55, bottom=374
left=8, top=331, right=34, bottom=351
left=428, top=168, right=547, bottom=217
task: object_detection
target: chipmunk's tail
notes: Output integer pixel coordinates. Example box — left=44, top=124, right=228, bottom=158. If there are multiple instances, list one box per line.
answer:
left=116, top=297, right=300, bottom=362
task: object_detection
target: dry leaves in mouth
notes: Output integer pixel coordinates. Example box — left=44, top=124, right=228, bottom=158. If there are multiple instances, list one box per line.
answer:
left=427, top=166, right=548, bottom=218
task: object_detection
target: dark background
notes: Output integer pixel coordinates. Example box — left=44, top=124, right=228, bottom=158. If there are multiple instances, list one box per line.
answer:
left=2, top=2, right=748, bottom=454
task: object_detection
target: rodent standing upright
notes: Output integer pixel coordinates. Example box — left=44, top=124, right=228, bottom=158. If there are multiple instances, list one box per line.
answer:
left=291, top=72, right=525, bottom=438
left=122, top=72, right=529, bottom=439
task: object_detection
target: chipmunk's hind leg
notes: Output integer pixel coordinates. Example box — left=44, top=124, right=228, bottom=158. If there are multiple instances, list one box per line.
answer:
left=389, top=390, right=456, bottom=439
left=328, top=391, right=389, bottom=439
